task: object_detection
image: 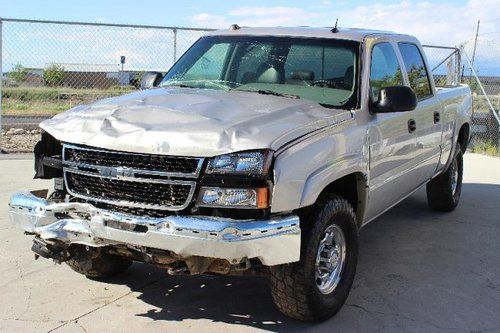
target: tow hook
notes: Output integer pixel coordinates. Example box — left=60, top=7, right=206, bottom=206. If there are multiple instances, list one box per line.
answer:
left=31, top=238, right=68, bottom=263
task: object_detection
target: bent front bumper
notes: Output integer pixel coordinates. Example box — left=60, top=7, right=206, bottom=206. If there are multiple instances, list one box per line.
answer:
left=8, top=192, right=300, bottom=266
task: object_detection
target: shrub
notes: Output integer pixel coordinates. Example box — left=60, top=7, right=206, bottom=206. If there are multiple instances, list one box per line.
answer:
left=471, top=139, right=500, bottom=157
left=43, top=64, right=65, bottom=87
left=8, top=63, right=28, bottom=83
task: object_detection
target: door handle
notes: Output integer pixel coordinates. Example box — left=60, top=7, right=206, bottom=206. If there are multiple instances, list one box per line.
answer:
left=434, top=111, right=440, bottom=123
left=408, top=119, right=416, bottom=133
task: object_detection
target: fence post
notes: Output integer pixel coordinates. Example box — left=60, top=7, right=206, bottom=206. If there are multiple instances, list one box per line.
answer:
left=0, top=18, right=3, bottom=153
left=173, top=28, right=178, bottom=63
left=455, top=49, right=461, bottom=85
left=446, top=56, right=454, bottom=85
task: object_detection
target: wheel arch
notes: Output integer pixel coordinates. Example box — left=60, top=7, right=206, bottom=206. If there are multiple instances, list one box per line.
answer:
left=457, top=122, right=470, bottom=152
left=300, top=170, right=368, bottom=226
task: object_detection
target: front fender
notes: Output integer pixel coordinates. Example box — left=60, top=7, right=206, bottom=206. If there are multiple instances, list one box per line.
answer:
left=270, top=122, right=368, bottom=214
left=299, top=153, right=367, bottom=208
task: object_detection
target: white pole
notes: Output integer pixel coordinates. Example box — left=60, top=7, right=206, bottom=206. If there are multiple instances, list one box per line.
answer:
left=173, top=28, right=178, bottom=63
left=471, top=19, right=480, bottom=75
left=0, top=19, right=3, bottom=153
left=463, top=51, right=500, bottom=127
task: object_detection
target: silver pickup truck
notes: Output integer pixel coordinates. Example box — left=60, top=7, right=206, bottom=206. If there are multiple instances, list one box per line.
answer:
left=9, top=26, right=471, bottom=321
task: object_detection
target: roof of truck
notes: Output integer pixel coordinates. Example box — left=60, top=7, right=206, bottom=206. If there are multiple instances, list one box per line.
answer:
left=205, top=26, right=415, bottom=42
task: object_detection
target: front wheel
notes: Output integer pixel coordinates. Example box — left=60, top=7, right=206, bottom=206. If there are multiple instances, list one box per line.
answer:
left=270, top=195, right=358, bottom=321
left=426, top=144, right=463, bottom=212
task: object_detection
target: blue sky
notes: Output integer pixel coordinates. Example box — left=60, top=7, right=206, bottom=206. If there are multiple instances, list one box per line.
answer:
left=2, top=0, right=460, bottom=26
left=1, top=0, right=498, bottom=74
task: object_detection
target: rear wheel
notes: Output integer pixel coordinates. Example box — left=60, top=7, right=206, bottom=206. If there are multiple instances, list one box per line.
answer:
left=426, top=144, right=463, bottom=212
left=269, top=195, right=358, bottom=321
left=66, top=245, right=132, bottom=279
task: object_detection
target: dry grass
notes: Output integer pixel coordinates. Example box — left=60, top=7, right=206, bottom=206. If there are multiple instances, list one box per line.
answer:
left=2, top=86, right=135, bottom=115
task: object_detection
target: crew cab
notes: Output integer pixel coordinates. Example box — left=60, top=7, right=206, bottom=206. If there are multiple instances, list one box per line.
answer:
left=9, top=26, right=471, bottom=321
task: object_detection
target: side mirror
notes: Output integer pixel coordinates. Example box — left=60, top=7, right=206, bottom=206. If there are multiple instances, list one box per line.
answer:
left=372, top=86, right=417, bottom=113
left=140, top=72, right=163, bottom=90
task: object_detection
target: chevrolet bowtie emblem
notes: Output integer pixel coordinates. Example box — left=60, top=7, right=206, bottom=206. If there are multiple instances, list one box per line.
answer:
left=100, top=167, right=134, bottom=178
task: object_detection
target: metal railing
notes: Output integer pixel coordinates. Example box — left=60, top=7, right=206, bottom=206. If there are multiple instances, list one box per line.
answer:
left=422, top=45, right=462, bottom=86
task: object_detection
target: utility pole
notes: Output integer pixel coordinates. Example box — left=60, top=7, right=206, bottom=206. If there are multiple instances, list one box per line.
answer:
left=470, top=19, right=480, bottom=76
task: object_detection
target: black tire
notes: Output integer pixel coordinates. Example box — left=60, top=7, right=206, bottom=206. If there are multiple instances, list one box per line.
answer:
left=270, top=195, right=358, bottom=322
left=66, top=245, right=132, bottom=279
left=426, top=144, right=463, bottom=212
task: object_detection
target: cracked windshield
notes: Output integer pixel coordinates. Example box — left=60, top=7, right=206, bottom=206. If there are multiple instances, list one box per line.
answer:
left=161, top=36, right=359, bottom=108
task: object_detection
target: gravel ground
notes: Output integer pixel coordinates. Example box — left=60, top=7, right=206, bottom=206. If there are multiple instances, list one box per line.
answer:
left=0, top=153, right=499, bottom=333
left=1, top=128, right=41, bottom=153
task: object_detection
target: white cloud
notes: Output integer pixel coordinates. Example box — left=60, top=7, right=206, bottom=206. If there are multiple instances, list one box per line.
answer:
left=190, top=6, right=323, bottom=28
left=188, top=0, right=499, bottom=73
left=188, top=1, right=498, bottom=48
left=191, top=13, right=229, bottom=28
left=229, top=6, right=305, bottom=18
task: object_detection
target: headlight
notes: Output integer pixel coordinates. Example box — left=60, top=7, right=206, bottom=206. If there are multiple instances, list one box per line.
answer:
left=197, top=187, right=269, bottom=209
left=206, top=150, right=272, bottom=175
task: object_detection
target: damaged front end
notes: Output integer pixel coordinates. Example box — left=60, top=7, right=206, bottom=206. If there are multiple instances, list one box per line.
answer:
left=9, top=192, right=300, bottom=274
left=10, top=133, right=300, bottom=275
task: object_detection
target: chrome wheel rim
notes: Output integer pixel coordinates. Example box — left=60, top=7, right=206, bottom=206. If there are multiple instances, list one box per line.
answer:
left=450, top=158, right=458, bottom=195
left=315, top=224, right=346, bottom=295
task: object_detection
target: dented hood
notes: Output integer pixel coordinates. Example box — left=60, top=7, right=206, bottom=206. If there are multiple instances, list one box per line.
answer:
left=40, top=88, right=352, bottom=157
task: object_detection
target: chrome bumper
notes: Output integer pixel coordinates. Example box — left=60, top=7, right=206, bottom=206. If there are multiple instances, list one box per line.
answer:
left=8, top=192, right=301, bottom=266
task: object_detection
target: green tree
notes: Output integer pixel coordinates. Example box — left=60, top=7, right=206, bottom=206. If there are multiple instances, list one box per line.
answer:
left=43, top=64, right=65, bottom=87
left=130, top=71, right=146, bottom=88
left=8, top=63, right=28, bottom=83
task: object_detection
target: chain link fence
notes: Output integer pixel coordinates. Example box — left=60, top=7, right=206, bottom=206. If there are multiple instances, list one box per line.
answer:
left=461, top=38, right=500, bottom=156
left=422, top=45, right=462, bottom=87
left=0, top=18, right=499, bottom=155
left=421, top=45, right=496, bottom=153
left=0, top=18, right=213, bottom=152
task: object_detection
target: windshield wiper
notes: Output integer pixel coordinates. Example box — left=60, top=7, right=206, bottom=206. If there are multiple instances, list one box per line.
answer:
left=162, top=83, right=197, bottom=89
left=161, top=80, right=236, bottom=90
left=238, top=89, right=300, bottom=100
left=257, top=90, right=300, bottom=99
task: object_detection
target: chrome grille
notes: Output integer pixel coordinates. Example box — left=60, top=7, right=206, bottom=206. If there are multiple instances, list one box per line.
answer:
left=63, top=145, right=203, bottom=211
left=63, top=144, right=203, bottom=178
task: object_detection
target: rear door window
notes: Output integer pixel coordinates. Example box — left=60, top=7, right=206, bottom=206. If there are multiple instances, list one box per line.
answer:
left=398, top=43, right=432, bottom=100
